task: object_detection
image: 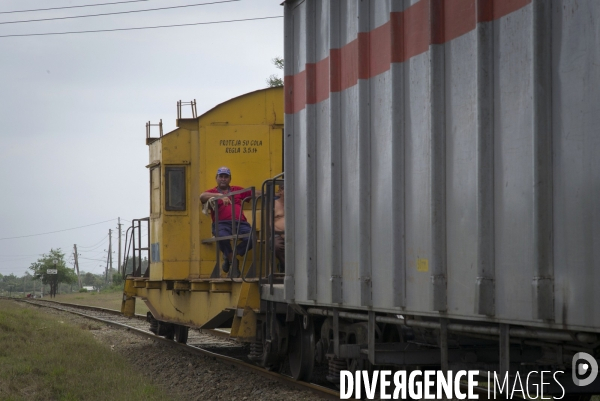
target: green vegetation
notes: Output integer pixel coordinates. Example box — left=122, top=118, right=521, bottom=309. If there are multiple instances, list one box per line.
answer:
left=266, top=56, right=284, bottom=87
left=1, top=263, right=127, bottom=298
left=0, top=300, right=169, bottom=401
left=29, top=249, right=78, bottom=297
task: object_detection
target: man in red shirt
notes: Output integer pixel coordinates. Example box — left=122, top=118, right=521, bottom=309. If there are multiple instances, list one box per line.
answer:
left=200, top=167, right=260, bottom=273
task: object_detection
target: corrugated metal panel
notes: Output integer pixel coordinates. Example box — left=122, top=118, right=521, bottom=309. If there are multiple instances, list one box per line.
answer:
left=284, top=0, right=600, bottom=332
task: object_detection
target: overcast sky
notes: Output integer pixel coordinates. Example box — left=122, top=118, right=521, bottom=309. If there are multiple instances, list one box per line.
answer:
left=0, top=0, right=283, bottom=277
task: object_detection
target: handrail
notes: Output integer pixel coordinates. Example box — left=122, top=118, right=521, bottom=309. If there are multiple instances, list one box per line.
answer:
left=258, top=173, right=284, bottom=295
left=121, top=226, right=133, bottom=279
left=122, top=218, right=150, bottom=279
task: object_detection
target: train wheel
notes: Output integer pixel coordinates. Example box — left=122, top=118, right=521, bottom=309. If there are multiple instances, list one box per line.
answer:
left=288, top=316, right=315, bottom=381
left=174, top=325, right=189, bottom=344
left=157, top=321, right=174, bottom=340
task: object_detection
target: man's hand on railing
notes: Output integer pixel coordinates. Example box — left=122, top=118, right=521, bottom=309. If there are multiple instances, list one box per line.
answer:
left=202, top=197, right=216, bottom=215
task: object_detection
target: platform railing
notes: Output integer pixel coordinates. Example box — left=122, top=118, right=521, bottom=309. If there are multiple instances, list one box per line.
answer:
left=258, top=174, right=284, bottom=294
left=122, top=218, right=150, bottom=278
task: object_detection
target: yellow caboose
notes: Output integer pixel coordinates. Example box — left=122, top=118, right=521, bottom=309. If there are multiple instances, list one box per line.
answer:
left=122, top=87, right=283, bottom=343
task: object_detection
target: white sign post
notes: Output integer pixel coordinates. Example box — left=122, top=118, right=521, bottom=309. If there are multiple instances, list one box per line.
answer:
left=46, top=269, right=58, bottom=274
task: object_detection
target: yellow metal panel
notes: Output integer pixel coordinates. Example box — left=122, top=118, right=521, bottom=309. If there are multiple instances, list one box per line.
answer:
left=244, top=210, right=262, bottom=232
left=203, top=87, right=283, bottom=126
left=191, top=281, right=210, bottom=292
left=269, top=127, right=283, bottom=178
left=161, top=129, right=191, bottom=165
left=163, top=261, right=190, bottom=281
left=211, top=282, right=232, bottom=293
left=133, top=279, right=146, bottom=288
left=146, top=281, right=161, bottom=289
left=123, top=278, right=137, bottom=296
left=174, top=281, right=190, bottom=291
left=189, top=128, right=201, bottom=279
left=200, top=260, right=216, bottom=278
left=231, top=282, right=260, bottom=340
left=148, top=140, right=161, bottom=165
left=137, top=285, right=241, bottom=328
left=150, top=166, right=161, bottom=218
left=236, top=281, right=260, bottom=310
left=202, top=124, right=272, bottom=188
left=122, top=277, right=137, bottom=317
left=231, top=307, right=257, bottom=341
left=149, top=262, right=163, bottom=281
left=163, top=215, right=191, bottom=254
left=121, top=297, right=135, bottom=317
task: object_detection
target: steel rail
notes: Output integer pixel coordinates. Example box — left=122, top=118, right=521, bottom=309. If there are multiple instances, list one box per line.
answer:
left=7, top=298, right=341, bottom=400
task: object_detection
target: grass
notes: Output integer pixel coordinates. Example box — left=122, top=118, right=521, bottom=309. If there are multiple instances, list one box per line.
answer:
left=51, top=289, right=150, bottom=316
left=0, top=300, right=171, bottom=401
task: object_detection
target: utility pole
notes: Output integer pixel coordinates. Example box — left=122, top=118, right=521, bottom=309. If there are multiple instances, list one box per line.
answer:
left=118, top=217, right=122, bottom=276
left=105, top=228, right=111, bottom=284
left=105, top=249, right=109, bottom=284
left=73, top=244, right=81, bottom=289
left=109, top=229, right=113, bottom=281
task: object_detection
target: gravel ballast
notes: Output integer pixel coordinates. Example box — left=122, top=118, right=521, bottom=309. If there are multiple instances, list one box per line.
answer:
left=22, top=302, right=329, bottom=401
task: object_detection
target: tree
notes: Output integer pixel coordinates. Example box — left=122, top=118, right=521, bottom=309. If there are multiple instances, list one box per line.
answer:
left=266, top=57, right=284, bottom=87
left=112, top=273, right=123, bottom=286
left=123, top=256, right=148, bottom=276
left=29, top=249, right=77, bottom=298
left=83, top=272, right=96, bottom=286
left=81, top=271, right=105, bottom=289
left=1, top=274, right=19, bottom=296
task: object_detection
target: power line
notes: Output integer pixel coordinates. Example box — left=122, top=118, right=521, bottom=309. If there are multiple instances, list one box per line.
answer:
left=0, top=16, right=282, bottom=38
left=78, top=234, right=109, bottom=249
left=86, top=248, right=112, bottom=254
left=79, top=256, right=108, bottom=262
left=0, top=219, right=117, bottom=240
left=0, top=0, right=152, bottom=15
left=0, top=0, right=239, bottom=25
left=79, top=242, right=110, bottom=253
left=0, top=255, right=43, bottom=262
left=0, top=253, right=44, bottom=257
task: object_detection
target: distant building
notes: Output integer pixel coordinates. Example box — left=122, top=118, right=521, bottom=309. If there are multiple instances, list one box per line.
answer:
left=82, top=286, right=95, bottom=291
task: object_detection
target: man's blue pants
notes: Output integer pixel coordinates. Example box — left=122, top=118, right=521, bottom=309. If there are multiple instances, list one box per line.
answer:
left=212, top=221, right=252, bottom=258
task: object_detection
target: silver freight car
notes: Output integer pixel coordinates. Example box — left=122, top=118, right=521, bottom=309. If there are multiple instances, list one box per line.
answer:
left=263, top=0, right=600, bottom=395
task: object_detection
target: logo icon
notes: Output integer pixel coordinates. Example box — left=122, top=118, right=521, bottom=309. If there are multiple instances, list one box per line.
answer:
left=572, top=352, right=598, bottom=386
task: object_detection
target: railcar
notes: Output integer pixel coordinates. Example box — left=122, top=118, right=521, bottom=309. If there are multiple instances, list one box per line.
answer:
left=123, top=0, right=600, bottom=397
left=278, top=0, right=599, bottom=396
left=121, top=87, right=284, bottom=343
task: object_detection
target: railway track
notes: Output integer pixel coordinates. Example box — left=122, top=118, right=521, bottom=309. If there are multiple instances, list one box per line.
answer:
left=7, top=298, right=507, bottom=400
left=9, top=297, right=341, bottom=400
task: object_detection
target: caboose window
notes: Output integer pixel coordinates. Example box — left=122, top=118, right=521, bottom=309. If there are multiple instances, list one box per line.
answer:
left=165, top=166, right=186, bottom=211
